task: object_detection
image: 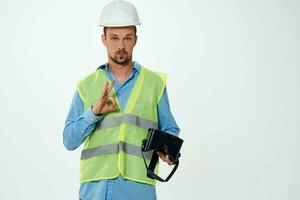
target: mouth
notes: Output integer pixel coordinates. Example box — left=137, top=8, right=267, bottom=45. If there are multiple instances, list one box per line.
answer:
left=116, top=51, right=127, bottom=56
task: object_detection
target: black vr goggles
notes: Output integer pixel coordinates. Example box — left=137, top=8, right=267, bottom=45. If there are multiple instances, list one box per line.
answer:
left=141, top=129, right=184, bottom=182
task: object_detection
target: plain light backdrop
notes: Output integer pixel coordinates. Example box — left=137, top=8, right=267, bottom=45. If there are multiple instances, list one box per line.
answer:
left=0, top=0, right=299, bottom=199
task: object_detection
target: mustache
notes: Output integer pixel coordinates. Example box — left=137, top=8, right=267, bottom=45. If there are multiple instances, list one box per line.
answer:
left=116, top=50, right=128, bottom=54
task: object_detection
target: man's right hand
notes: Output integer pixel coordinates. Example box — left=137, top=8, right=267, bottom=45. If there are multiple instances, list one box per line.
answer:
left=92, top=80, right=119, bottom=115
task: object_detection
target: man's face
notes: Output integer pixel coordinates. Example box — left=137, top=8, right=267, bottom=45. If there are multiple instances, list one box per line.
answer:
left=102, top=26, right=137, bottom=65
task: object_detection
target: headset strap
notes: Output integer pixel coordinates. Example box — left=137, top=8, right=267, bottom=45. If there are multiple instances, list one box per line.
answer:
left=141, top=148, right=180, bottom=182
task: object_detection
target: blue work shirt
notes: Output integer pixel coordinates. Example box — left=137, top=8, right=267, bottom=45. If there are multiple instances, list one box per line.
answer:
left=63, top=62, right=180, bottom=200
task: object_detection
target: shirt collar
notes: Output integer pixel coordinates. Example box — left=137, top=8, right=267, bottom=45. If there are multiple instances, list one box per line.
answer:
left=98, top=61, right=141, bottom=73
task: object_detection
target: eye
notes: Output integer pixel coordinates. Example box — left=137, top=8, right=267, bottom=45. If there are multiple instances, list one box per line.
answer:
left=124, top=37, right=132, bottom=41
left=110, top=37, right=118, bottom=41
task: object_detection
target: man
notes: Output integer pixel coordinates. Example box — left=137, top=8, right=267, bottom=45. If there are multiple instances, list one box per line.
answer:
left=63, top=0, right=180, bottom=199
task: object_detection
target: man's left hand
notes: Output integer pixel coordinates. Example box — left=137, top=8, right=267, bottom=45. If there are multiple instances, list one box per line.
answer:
left=156, top=151, right=174, bottom=165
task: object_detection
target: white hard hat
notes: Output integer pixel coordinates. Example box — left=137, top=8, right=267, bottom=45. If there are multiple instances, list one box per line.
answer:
left=98, top=0, right=141, bottom=27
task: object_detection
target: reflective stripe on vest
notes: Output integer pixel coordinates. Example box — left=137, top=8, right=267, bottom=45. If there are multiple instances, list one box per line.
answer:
left=96, top=114, right=158, bottom=130
left=81, top=141, right=153, bottom=160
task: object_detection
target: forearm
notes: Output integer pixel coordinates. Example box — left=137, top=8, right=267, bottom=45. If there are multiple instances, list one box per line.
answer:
left=63, top=107, right=102, bottom=150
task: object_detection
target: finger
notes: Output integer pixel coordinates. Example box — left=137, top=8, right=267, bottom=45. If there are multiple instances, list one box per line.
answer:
left=108, top=96, right=119, bottom=110
left=166, top=155, right=171, bottom=161
left=112, top=101, right=119, bottom=110
left=107, top=80, right=114, bottom=95
left=100, top=81, right=109, bottom=99
left=166, top=155, right=174, bottom=165
left=107, top=96, right=115, bottom=105
left=156, top=151, right=162, bottom=156
left=156, top=151, right=166, bottom=162
left=167, top=161, right=174, bottom=165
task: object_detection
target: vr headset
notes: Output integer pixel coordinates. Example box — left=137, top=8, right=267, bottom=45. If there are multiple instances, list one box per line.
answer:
left=141, top=129, right=184, bottom=182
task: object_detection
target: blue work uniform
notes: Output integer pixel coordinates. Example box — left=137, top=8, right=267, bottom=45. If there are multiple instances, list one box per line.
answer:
left=63, top=62, right=180, bottom=200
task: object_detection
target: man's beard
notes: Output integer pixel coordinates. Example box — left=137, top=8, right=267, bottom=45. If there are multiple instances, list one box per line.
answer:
left=110, top=51, right=131, bottom=65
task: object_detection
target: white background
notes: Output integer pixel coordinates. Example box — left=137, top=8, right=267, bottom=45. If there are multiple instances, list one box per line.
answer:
left=0, top=0, right=299, bottom=199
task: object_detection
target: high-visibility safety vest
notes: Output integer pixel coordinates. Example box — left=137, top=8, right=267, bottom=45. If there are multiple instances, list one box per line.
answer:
left=77, top=66, right=167, bottom=185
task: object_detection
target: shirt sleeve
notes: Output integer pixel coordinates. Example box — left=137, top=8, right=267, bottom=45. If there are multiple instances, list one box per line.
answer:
left=157, top=88, right=180, bottom=136
left=63, top=91, right=103, bottom=151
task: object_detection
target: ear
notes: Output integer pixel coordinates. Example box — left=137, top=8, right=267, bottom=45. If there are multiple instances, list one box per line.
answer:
left=133, top=35, right=138, bottom=47
left=101, top=34, right=107, bottom=46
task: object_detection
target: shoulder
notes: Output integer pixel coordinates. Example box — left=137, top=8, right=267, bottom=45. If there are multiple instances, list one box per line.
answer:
left=141, top=66, right=167, bottom=81
left=77, top=68, right=102, bottom=87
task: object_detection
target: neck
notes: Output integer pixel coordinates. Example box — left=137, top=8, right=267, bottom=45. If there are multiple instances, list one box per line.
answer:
left=107, top=59, right=134, bottom=84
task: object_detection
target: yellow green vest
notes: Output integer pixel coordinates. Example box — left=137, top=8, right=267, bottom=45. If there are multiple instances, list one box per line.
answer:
left=77, top=66, right=167, bottom=185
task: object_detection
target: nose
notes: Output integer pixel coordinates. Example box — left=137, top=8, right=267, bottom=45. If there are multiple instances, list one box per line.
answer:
left=118, top=40, right=125, bottom=50
left=118, top=47, right=125, bottom=52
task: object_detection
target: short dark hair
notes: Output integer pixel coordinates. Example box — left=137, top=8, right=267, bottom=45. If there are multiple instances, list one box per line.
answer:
left=103, top=26, right=137, bottom=36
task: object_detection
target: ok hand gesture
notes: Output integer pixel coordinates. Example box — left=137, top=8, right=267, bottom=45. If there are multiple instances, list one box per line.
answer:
left=92, top=80, right=119, bottom=115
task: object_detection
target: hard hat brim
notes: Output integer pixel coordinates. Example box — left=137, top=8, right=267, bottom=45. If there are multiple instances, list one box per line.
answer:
left=98, top=22, right=141, bottom=27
